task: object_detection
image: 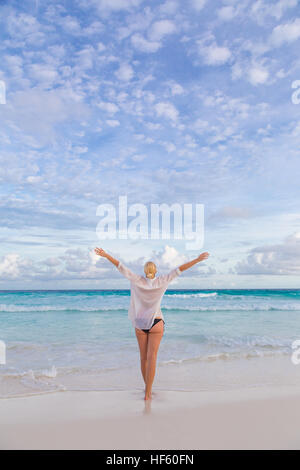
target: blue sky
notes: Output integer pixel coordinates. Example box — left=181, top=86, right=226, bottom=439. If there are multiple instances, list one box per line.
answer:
left=0, top=0, right=300, bottom=289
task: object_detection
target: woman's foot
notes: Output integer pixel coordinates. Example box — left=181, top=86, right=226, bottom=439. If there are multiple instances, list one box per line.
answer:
left=144, top=391, right=152, bottom=400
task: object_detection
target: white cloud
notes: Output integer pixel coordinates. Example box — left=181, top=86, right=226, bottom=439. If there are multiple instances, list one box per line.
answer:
left=4, top=54, right=23, bottom=78
left=106, top=119, right=120, bottom=127
left=131, top=153, right=147, bottom=161
left=251, top=0, right=298, bottom=23
left=291, top=121, right=300, bottom=137
left=159, top=1, right=178, bottom=15
left=6, top=12, right=45, bottom=45
left=239, top=38, right=270, bottom=59
left=0, top=254, right=32, bottom=280
left=2, top=88, right=89, bottom=146
left=210, top=206, right=254, bottom=220
left=60, top=15, right=81, bottom=34
left=170, top=82, right=184, bottom=95
left=148, top=19, right=176, bottom=41
left=97, top=101, right=119, bottom=114
left=115, top=63, right=134, bottom=81
left=161, top=245, right=187, bottom=268
left=190, top=0, right=207, bottom=12
left=232, top=59, right=270, bottom=86
left=145, top=122, right=162, bottom=130
left=97, top=41, right=106, bottom=52
left=198, top=40, right=231, bottom=65
left=44, top=257, right=61, bottom=267
left=233, top=232, right=300, bottom=275
left=29, top=63, right=59, bottom=85
left=131, top=33, right=161, bottom=53
left=217, top=6, right=237, bottom=21
left=151, top=245, right=187, bottom=270
left=231, top=62, right=243, bottom=80
left=83, top=21, right=104, bottom=35
left=27, top=175, right=43, bottom=184
left=75, top=45, right=95, bottom=70
left=154, top=101, right=179, bottom=121
left=269, top=18, right=300, bottom=47
left=0, top=249, right=112, bottom=282
left=73, top=146, right=88, bottom=154
left=193, top=118, right=209, bottom=134
left=94, top=0, right=142, bottom=13
left=248, top=64, right=269, bottom=85
left=160, top=141, right=176, bottom=152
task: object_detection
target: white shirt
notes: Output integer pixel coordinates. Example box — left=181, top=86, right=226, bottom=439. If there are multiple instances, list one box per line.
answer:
left=117, top=261, right=182, bottom=330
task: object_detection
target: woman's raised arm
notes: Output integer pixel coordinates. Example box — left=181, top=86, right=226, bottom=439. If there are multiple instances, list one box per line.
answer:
left=178, top=252, right=210, bottom=272
left=94, top=247, right=119, bottom=267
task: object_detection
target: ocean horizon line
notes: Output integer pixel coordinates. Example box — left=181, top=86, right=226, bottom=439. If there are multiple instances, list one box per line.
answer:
left=1, top=288, right=300, bottom=292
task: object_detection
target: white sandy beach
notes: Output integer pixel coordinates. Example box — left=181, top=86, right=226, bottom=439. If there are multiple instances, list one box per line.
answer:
left=0, top=385, right=300, bottom=450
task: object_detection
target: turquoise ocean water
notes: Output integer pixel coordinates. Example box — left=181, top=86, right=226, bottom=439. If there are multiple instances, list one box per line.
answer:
left=0, top=289, right=299, bottom=397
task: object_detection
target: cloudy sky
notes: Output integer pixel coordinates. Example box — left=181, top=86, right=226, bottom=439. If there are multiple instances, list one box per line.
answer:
left=0, top=0, right=300, bottom=289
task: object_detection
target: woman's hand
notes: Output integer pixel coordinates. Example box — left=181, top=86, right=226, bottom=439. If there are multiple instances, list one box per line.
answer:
left=178, top=252, right=210, bottom=272
left=94, top=248, right=119, bottom=267
left=94, top=247, right=107, bottom=257
left=197, top=252, right=210, bottom=262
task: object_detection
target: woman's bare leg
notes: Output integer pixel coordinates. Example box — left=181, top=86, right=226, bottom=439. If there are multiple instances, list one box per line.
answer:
left=145, top=321, right=164, bottom=400
left=135, top=328, right=148, bottom=386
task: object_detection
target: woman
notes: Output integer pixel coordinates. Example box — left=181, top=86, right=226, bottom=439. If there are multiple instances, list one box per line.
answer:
left=94, top=247, right=210, bottom=400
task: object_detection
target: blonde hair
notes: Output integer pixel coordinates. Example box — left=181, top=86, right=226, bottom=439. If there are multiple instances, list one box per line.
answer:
left=144, top=261, right=157, bottom=279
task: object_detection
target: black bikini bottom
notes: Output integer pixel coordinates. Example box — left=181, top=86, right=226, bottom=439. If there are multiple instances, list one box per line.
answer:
left=141, top=318, right=165, bottom=333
